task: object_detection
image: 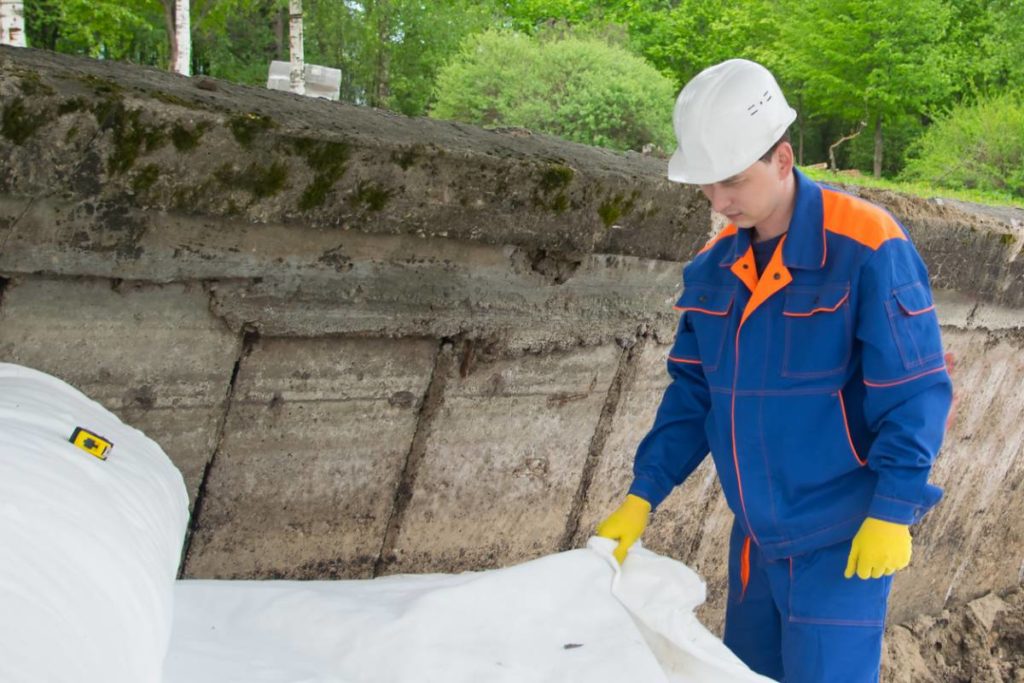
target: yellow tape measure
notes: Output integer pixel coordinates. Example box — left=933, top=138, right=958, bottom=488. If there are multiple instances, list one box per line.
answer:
left=69, top=427, right=113, bottom=460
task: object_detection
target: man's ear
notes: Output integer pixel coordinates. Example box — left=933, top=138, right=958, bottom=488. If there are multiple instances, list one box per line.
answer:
left=775, top=141, right=795, bottom=179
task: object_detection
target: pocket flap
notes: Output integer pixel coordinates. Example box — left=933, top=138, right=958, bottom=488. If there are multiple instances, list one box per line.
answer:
left=892, top=281, right=935, bottom=316
left=673, top=285, right=733, bottom=316
left=783, top=284, right=849, bottom=317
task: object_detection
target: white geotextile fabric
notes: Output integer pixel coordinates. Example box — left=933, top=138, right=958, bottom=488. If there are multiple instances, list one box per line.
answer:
left=165, top=537, right=774, bottom=683
left=0, top=363, right=190, bottom=683
left=0, top=362, right=771, bottom=683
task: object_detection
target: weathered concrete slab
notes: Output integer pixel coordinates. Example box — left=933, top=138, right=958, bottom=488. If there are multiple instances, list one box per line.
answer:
left=0, top=46, right=709, bottom=263
left=0, top=277, right=239, bottom=506
left=183, top=337, right=437, bottom=579
left=890, top=327, right=1024, bottom=624
left=381, top=344, right=620, bottom=574
left=0, top=196, right=681, bottom=352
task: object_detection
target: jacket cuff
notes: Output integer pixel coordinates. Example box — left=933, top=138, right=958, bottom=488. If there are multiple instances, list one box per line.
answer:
left=867, top=483, right=943, bottom=525
left=627, top=477, right=669, bottom=511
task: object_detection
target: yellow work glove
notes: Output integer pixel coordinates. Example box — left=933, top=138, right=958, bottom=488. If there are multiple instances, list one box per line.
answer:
left=844, top=517, right=912, bottom=580
left=596, top=494, right=651, bottom=564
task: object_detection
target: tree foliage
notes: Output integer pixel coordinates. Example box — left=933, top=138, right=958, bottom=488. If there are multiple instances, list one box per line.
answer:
left=431, top=30, right=675, bottom=152
left=902, top=91, right=1024, bottom=198
left=19, top=0, right=1024, bottom=191
left=777, top=0, right=953, bottom=176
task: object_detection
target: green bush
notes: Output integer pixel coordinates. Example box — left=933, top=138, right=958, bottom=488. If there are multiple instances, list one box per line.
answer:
left=902, top=92, right=1024, bottom=197
left=430, top=30, right=676, bottom=152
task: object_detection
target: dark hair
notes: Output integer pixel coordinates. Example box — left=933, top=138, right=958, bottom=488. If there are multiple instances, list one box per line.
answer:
left=759, top=130, right=791, bottom=163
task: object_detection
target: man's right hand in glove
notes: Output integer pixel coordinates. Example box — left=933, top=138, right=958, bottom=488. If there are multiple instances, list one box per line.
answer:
left=596, top=494, right=651, bottom=564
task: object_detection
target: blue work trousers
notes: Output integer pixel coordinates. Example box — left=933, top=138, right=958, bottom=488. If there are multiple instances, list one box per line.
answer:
left=723, top=520, right=893, bottom=682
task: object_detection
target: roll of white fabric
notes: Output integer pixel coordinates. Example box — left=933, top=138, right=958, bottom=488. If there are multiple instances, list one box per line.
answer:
left=0, top=363, right=189, bottom=683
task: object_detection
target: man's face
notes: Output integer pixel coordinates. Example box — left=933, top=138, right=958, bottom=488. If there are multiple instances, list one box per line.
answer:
left=697, top=144, right=793, bottom=229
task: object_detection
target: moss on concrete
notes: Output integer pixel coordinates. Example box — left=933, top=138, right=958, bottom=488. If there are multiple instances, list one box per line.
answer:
left=352, top=181, right=393, bottom=211
left=171, top=121, right=210, bottom=152
left=531, top=164, right=576, bottom=215
left=57, top=97, right=89, bottom=116
left=215, top=160, right=289, bottom=199
left=93, top=98, right=168, bottom=175
left=597, top=191, right=639, bottom=228
left=229, top=113, right=277, bottom=148
left=1, top=97, right=50, bottom=145
left=392, top=144, right=424, bottom=170
left=153, top=92, right=204, bottom=109
left=75, top=73, right=122, bottom=97
left=289, top=137, right=350, bottom=210
left=18, top=73, right=55, bottom=97
left=132, top=164, right=160, bottom=194
left=539, top=165, right=574, bottom=194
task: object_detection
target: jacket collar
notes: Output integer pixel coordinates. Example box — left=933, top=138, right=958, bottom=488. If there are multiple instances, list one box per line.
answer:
left=719, top=167, right=825, bottom=271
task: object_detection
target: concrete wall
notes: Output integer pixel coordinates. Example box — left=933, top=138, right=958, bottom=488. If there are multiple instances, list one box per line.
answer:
left=2, top=47, right=1024, bottom=636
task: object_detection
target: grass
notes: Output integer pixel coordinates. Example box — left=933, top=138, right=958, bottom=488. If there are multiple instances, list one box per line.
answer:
left=803, top=167, right=1024, bottom=209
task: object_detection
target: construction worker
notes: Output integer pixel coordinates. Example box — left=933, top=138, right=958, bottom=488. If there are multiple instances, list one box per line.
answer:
left=597, top=59, right=952, bottom=682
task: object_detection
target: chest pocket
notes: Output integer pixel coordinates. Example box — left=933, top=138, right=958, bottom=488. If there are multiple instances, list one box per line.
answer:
left=782, top=283, right=852, bottom=378
left=674, top=285, right=734, bottom=373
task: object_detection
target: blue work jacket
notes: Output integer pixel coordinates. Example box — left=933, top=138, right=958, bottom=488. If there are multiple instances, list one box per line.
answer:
left=629, top=168, right=953, bottom=561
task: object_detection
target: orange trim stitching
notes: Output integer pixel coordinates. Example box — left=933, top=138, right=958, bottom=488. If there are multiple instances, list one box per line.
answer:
left=820, top=220, right=827, bottom=268
left=836, top=391, right=866, bottom=466
left=899, top=303, right=935, bottom=316
left=740, top=536, right=751, bottom=602
left=782, top=292, right=850, bottom=318
left=730, top=325, right=758, bottom=546
left=668, top=355, right=701, bottom=365
left=864, top=365, right=946, bottom=388
left=672, top=305, right=729, bottom=316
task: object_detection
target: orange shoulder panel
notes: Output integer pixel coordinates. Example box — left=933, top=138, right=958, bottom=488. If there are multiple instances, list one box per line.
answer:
left=697, top=224, right=738, bottom=255
left=821, top=188, right=906, bottom=250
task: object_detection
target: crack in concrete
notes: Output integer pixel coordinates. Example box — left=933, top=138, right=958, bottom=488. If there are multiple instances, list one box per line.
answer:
left=965, top=301, right=980, bottom=328
left=559, top=330, right=647, bottom=551
left=178, top=327, right=257, bottom=578
left=373, top=339, right=456, bottom=577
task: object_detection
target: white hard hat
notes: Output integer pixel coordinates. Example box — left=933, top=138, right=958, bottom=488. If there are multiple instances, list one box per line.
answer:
left=667, top=59, right=797, bottom=184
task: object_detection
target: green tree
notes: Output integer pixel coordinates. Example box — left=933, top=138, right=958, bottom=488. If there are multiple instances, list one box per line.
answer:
left=500, top=0, right=781, bottom=87
left=25, top=0, right=166, bottom=63
left=780, top=0, right=953, bottom=177
left=431, top=29, right=675, bottom=152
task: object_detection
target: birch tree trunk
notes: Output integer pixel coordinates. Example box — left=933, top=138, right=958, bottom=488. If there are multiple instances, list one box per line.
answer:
left=161, top=0, right=178, bottom=72
left=289, top=0, right=305, bottom=96
left=0, top=0, right=26, bottom=47
left=173, top=0, right=191, bottom=76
